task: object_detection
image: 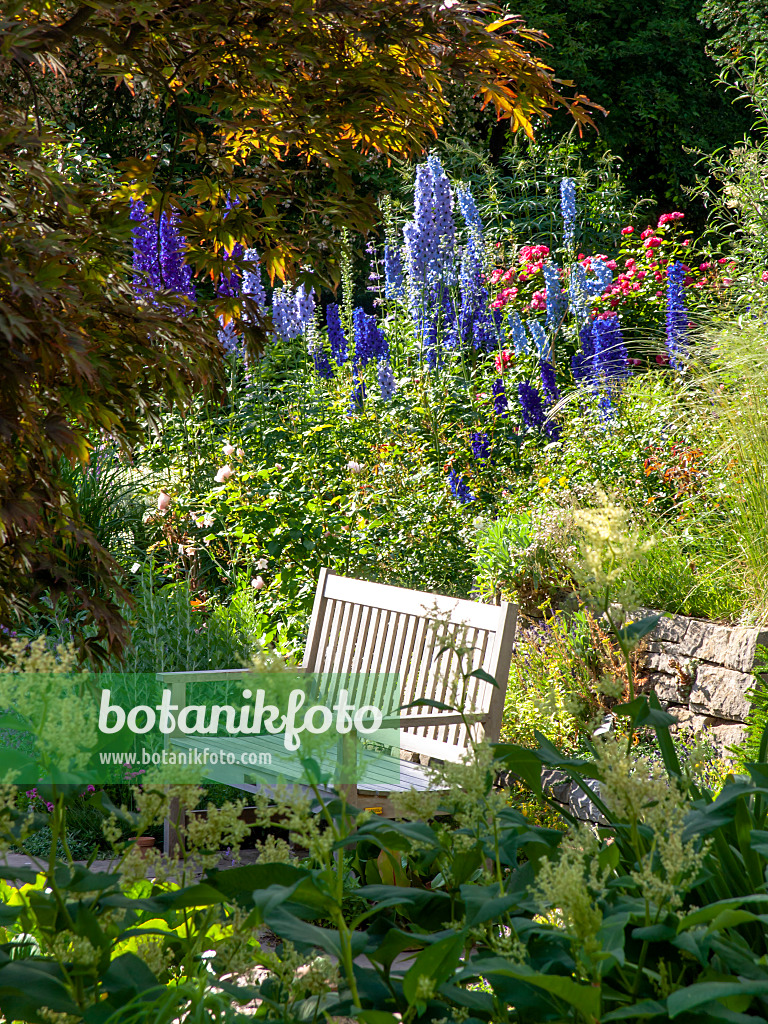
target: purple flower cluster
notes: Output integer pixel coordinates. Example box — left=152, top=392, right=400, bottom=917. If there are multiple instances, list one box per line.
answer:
left=353, top=307, right=389, bottom=368
left=272, top=287, right=303, bottom=342
left=242, top=249, right=267, bottom=309
left=571, top=314, right=630, bottom=417
left=448, top=469, right=475, bottom=504
left=471, top=431, right=491, bottom=464
left=666, top=261, right=689, bottom=371
left=492, top=377, right=508, bottom=418
left=518, top=380, right=545, bottom=430
left=274, top=283, right=316, bottom=343
left=130, top=199, right=195, bottom=306
left=377, top=360, right=396, bottom=400
left=384, top=245, right=405, bottom=300
left=591, top=315, right=630, bottom=383
left=308, top=332, right=334, bottom=380
left=518, top=380, right=559, bottom=438
left=403, top=154, right=456, bottom=306
left=326, top=303, right=348, bottom=365
left=539, top=360, right=560, bottom=404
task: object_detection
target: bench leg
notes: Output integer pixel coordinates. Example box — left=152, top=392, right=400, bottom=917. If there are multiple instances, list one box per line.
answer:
left=163, top=793, right=185, bottom=857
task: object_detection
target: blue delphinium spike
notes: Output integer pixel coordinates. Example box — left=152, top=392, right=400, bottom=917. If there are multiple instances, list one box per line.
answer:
left=560, top=178, right=577, bottom=249
left=666, top=261, right=689, bottom=372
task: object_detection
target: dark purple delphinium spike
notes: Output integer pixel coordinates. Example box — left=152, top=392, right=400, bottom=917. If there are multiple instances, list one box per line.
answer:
left=591, top=314, right=629, bottom=383
left=471, top=431, right=491, bottom=464
left=348, top=375, right=366, bottom=414
left=518, top=380, right=545, bottom=430
left=539, top=360, right=560, bottom=404
left=571, top=319, right=595, bottom=381
left=492, top=377, right=508, bottom=418
left=666, top=260, right=688, bottom=371
left=130, top=198, right=195, bottom=306
left=158, top=205, right=195, bottom=299
left=309, top=338, right=334, bottom=380
left=448, top=469, right=475, bottom=504
left=130, top=198, right=162, bottom=294
left=518, top=380, right=561, bottom=440
left=326, top=303, right=348, bottom=365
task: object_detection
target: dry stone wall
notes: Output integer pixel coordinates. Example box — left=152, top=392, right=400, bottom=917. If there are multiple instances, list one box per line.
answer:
left=638, top=609, right=768, bottom=754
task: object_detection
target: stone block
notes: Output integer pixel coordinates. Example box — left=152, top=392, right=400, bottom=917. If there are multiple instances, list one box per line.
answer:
left=649, top=672, right=692, bottom=705
left=668, top=709, right=746, bottom=755
left=709, top=721, right=747, bottom=755
left=690, top=663, right=754, bottom=721
left=642, top=610, right=768, bottom=674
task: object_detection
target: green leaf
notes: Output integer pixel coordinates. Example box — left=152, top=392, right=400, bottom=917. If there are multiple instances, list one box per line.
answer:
left=492, top=745, right=543, bottom=794
left=617, top=613, right=661, bottom=643
left=400, top=698, right=455, bottom=713
left=466, top=668, right=498, bottom=686
left=601, top=1001, right=668, bottom=1021
left=667, top=980, right=768, bottom=1017
left=402, top=932, right=466, bottom=1010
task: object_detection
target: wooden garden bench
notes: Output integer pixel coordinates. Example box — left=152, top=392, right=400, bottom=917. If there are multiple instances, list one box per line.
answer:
left=160, top=568, right=517, bottom=848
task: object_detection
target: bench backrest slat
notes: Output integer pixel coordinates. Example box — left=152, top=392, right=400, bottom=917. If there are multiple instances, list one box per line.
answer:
left=301, top=569, right=517, bottom=762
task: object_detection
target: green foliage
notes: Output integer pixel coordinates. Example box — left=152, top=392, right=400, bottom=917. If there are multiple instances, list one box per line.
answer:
left=437, top=133, right=645, bottom=252
left=3, top=696, right=768, bottom=1023
left=500, top=608, right=621, bottom=751
left=500, top=0, right=752, bottom=220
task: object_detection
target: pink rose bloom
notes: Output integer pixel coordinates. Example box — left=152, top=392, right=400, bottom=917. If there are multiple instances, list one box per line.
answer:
left=495, top=350, right=513, bottom=373
left=501, top=268, right=515, bottom=283
left=157, top=491, right=171, bottom=512
left=640, top=227, right=654, bottom=240
left=682, top=239, right=690, bottom=246
left=236, top=448, right=245, bottom=458
left=636, top=271, right=647, bottom=280
left=529, top=290, right=546, bottom=311
left=489, top=268, right=504, bottom=285
left=215, top=465, right=233, bottom=483
left=624, top=258, right=636, bottom=269
left=519, top=245, right=534, bottom=261
left=700, top=262, right=713, bottom=271
left=761, top=271, right=768, bottom=282
left=717, top=257, right=729, bottom=264
left=223, top=443, right=236, bottom=457
left=656, top=353, right=670, bottom=365
left=491, top=287, right=518, bottom=309
left=621, top=226, right=634, bottom=235
left=643, top=237, right=662, bottom=248
left=723, top=278, right=733, bottom=286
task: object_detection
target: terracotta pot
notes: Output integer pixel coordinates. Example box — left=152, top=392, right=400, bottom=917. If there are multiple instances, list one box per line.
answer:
left=133, top=835, right=156, bottom=858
